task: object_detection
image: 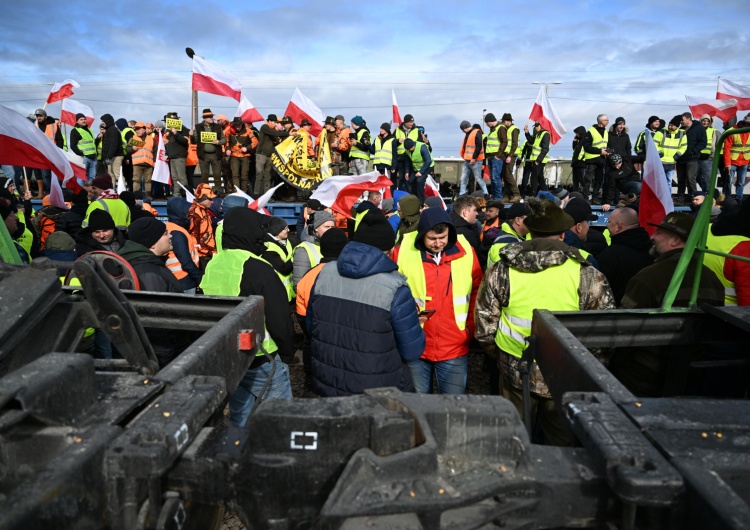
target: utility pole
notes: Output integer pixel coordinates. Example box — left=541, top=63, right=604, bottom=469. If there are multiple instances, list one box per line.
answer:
left=532, top=81, right=562, bottom=96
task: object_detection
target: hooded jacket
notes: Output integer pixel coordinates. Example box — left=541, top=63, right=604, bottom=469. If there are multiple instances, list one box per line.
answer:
left=596, top=226, right=654, bottom=305
left=607, top=125, right=632, bottom=161
left=201, top=208, right=295, bottom=365
left=100, top=114, right=122, bottom=161
left=75, top=226, right=126, bottom=256
left=307, top=241, right=425, bottom=396
left=118, top=240, right=183, bottom=293
left=449, top=209, right=481, bottom=255
left=571, top=126, right=587, bottom=168
left=392, top=207, right=482, bottom=362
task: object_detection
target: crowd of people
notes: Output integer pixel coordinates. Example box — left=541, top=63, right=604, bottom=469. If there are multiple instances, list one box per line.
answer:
left=1, top=104, right=750, bottom=446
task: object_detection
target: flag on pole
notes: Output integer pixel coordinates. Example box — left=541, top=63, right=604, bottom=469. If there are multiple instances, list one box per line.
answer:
left=117, top=170, right=127, bottom=194
left=716, top=78, right=750, bottom=110
left=311, top=171, right=392, bottom=217
left=392, top=90, right=402, bottom=126
left=424, top=175, right=446, bottom=209
left=0, top=105, right=74, bottom=184
left=46, top=79, right=79, bottom=104
left=685, top=95, right=738, bottom=123
left=529, top=86, right=567, bottom=144
left=176, top=181, right=196, bottom=203
left=152, top=133, right=171, bottom=184
left=48, top=168, right=68, bottom=210
left=638, top=130, right=674, bottom=236
left=284, top=88, right=324, bottom=136
left=191, top=56, right=242, bottom=101
left=235, top=96, right=264, bottom=123
left=248, top=182, right=284, bottom=214
left=60, top=99, right=95, bottom=127
left=62, top=149, right=86, bottom=191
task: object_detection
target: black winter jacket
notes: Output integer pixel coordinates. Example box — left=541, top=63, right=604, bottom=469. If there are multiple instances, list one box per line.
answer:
left=100, top=114, right=122, bottom=161
left=596, top=226, right=654, bottom=305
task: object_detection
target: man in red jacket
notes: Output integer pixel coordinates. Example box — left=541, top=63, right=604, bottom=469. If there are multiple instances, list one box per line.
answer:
left=724, top=118, right=750, bottom=201
left=393, top=206, right=483, bottom=394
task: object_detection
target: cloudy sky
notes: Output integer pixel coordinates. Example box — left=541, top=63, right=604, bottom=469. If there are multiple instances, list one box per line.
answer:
left=1, top=0, right=748, bottom=159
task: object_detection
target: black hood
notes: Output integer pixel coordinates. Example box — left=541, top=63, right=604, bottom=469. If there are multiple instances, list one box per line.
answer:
left=414, top=206, right=457, bottom=252
left=222, top=207, right=265, bottom=254
left=101, top=114, right=115, bottom=128
left=574, top=126, right=587, bottom=138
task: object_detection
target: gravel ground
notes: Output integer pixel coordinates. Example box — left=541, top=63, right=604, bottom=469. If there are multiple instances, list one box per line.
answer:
left=221, top=336, right=493, bottom=529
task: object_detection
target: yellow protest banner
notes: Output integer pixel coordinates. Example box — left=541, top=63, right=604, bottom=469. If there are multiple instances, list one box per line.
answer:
left=271, top=132, right=333, bottom=190
left=165, top=118, right=182, bottom=130
left=200, top=131, right=217, bottom=144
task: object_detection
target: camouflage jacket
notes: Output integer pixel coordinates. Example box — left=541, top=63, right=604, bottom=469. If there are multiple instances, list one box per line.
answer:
left=475, top=239, right=616, bottom=398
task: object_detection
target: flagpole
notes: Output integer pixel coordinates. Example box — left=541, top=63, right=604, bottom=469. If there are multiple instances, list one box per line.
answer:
left=186, top=48, right=199, bottom=130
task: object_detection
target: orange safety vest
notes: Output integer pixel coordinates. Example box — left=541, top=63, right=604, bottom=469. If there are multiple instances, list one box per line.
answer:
left=43, top=122, right=58, bottom=142
left=229, top=128, right=254, bottom=157
left=165, top=221, right=200, bottom=280
left=38, top=216, right=57, bottom=250
left=187, top=138, right=198, bottom=167
left=131, top=135, right=155, bottom=166
left=460, top=128, right=485, bottom=161
left=480, top=217, right=499, bottom=241
left=142, top=203, right=158, bottom=216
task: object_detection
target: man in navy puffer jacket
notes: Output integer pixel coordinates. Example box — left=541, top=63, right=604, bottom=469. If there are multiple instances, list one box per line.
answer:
left=308, top=209, right=425, bottom=396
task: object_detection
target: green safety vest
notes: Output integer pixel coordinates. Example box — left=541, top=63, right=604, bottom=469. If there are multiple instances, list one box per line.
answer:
left=295, top=241, right=322, bottom=268
left=655, top=130, right=686, bottom=163
left=583, top=126, right=608, bottom=161
left=515, top=140, right=525, bottom=159
left=61, top=130, right=68, bottom=152
left=701, top=127, right=717, bottom=156
left=396, top=232, right=473, bottom=330
left=82, top=198, right=131, bottom=230
left=373, top=136, right=395, bottom=166
left=504, top=125, right=519, bottom=155
left=485, top=125, right=501, bottom=155
left=395, top=126, right=420, bottom=155
left=408, top=141, right=435, bottom=171
left=200, top=249, right=279, bottom=355
left=349, top=128, right=370, bottom=160
left=14, top=211, right=34, bottom=260
left=96, top=137, right=103, bottom=161
left=495, top=258, right=581, bottom=357
left=264, top=241, right=295, bottom=302
left=704, top=231, right=750, bottom=306
left=487, top=223, right=528, bottom=268
left=531, top=130, right=549, bottom=163
left=121, top=127, right=135, bottom=155
left=76, top=127, right=96, bottom=157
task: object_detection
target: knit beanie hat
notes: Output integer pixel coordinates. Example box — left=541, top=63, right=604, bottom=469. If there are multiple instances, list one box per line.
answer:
left=351, top=115, right=364, bottom=127
left=459, top=120, right=471, bottom=130
left=353, top=210, right=395, bottom=251
left=669, top=115, right=682, bottom=127
left=380, top=122, right=391, bottom=134
left=312, top=210, right=335, bottom=230
left=88, top=209, right=116, bottom=231
left=128, top=217, right=166, bottom=249
left=320, top=227, right=348, bottom=259
left=267, top=216, right=288, bottom=236
left=88, top=174, right=113, bottom=190
left=75, top=113, right=86, bottom=121
left=45, top=231, right=76, bottom=251
left=398, top=194, right=421, bottom=226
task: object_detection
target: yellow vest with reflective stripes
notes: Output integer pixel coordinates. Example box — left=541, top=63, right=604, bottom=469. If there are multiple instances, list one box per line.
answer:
left=120, top=127, right=134, bottom=155
left=349, top=128, right=370, bottom=160
left=373, top=136, right=395, bottom=166
left=264, top=241, right=295, bottom=301
left=701, top=127, right=717, bottom=156
left=729, top=133, right=750, bottom=161
left=396, top=232, right=474, bottom=330
left=200, top=249, right=278, bottom=355
left=504, top=125, right=519, bottom=155
left=485, top=125, right=501, bottom=155
left=395, top=126, right=420, bottom=155
left=83, top=198, right=131, bottom=230
left=295, top=241, right=322, bottom=268
left=583, top=126, right=608, bottom=161
left=76, top=127, right=96, bottom=157
left=704, top=231, right=749, bottom=306
left=495, top=258, right=581, bottom=357
left=408, top=141, right=435, bottom=170
left=531, top=130, right=549, bottom=163
left=487, top=222, right=528, bottom=268
left=655, top=130, right=686, bottom=163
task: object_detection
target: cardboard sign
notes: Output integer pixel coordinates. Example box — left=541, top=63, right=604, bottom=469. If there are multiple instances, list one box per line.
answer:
left=128, top=137, right=145, bottom=147
left=200, top=131, right=217, bottom=144
left=165, top=118, right=182, bottom=130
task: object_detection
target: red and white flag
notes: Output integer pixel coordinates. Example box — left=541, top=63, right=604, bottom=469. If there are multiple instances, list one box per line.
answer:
left=62, top=149, right=87, bottom=191
left=176, top=181, right=196, bottom=203
left=46, top=79, right=79, bottom=104
left=248, top=182, right=283, bottom=215
left=311, top=171, right=392, bottom=217
left=716, top=78, right=750, bottom=110
left=152, top=133, right=171, bottom=184
left=685, top=95, right=738, bottom=123
left=392, top=89, right=402, bottom=126
left=0, top=104, right=74, bottom=184
left=235, top=96, right=264, bottom=123
left=192, top=55, right=242, bottom=102
left=529, top=86, right=567, bottom=144
left=424, top=175, right=446, bottom=209
left=284, top=88, right=324, bottom=136
left=60, top=99, right=95, bottom=127
left=639, top=130, right=674, bottom=236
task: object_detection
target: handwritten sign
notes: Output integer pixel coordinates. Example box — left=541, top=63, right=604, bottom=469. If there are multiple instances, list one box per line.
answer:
left=200, top=131, right=217, bottom=144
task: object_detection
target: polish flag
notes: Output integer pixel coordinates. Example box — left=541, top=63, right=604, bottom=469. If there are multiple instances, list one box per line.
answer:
left=152, top=132, right=171, bottom=184
left=716, top=78, right=750, bottom=110
left=192, top=56, right=242, bottom=102
left=235, top=96, right=264, bottom=123
left=60, top=99, right=95, bottom=127
left=62, top=149, right=86, bottom=192
left=529, top=86, right=567, bottom=144
left=638, top=130, right=674, bottom=236
left=685, top=96, right=738, bottom=123
left=176, top=181, right=196, bottom=203
left=284, top=88, right=324, bottom=136
left=424, top=174, right=446, bottom=209
left=392, top=90, right=402, bottom=126
left=246, top=182, right=283, bottom=215
left=0, top=104, right=74, bottom=184
left=311, top=171, right=393, bottom=217
left=46, top=79, right=79, bottom=104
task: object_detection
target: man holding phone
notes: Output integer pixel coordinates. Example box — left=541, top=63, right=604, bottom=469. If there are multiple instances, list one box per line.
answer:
left=393, top=207, right=483, bottom=394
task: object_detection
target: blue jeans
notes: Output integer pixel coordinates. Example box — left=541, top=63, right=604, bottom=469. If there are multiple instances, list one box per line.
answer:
left=697, top=159, right=712, bottom=192
left=663, top=163, right=675, bottom=187
left=488, top=156, right=504, bottom=199
left=460, top=160, right=487, bottom=196
left=731, top=165, right=748, bottom=200
left=410, top=168, right=431, bottom=204
left=83, top=157, right=97, bottom=183
left=229, top=358, right=292, bottom=427
left=407, top=356, right=468, bottom=395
